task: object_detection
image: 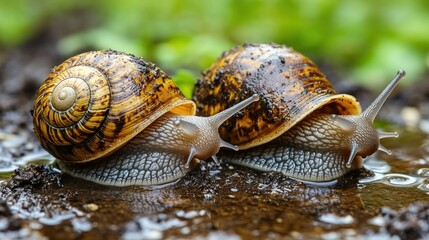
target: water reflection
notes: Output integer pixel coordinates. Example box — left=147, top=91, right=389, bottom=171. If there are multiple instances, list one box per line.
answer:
left=417, top=168, right=429, bottom=177
left=362, top=155, right=429, bottom=195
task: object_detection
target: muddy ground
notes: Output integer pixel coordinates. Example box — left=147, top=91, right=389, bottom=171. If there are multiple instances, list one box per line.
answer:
left=0, top=159, right=429, bottom=239
left=1, top=18, right=429, bottom=239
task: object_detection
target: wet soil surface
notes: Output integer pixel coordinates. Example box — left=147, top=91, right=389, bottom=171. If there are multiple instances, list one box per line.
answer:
left=0, top=157, right=428, bottom=239
left=1, top=17, right=429, bottom=239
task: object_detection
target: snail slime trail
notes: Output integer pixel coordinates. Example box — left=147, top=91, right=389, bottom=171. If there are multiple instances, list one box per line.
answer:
left=193, top=43, right=405, bottom=182
left=32, top=49, right=259, bottom=186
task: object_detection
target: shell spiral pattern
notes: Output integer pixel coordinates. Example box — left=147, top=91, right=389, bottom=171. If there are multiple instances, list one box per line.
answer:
left=36, top=66, right=110, bottom=145
left=33, top=50, right=195, bottom=163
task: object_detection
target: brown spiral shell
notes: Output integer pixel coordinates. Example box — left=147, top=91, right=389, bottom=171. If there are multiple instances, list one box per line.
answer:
left=33, top=50, right=195, bottom=163
left=193, top=43, right=361, bottom=149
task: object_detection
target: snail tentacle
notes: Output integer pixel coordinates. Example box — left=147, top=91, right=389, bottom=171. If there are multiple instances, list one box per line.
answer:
left=346, top=142, right=359, bottom=168
left=378, top=144, right=392, bottom=155
left=185, top=147, right=197, bottom=168
left=362, top=70, right=406, bottom=122
left=378, top=131, right=399, bottom=139
left=211, top=155, right=220, bottom=165
left=220, top=139, right=239, bottom=151
left=209, top=94, right=260, bottom=128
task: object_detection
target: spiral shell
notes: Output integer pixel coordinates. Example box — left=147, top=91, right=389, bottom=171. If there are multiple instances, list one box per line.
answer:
left=33, top=50, right=195, bottom=163
left=193, top=43, right=361, bottom=149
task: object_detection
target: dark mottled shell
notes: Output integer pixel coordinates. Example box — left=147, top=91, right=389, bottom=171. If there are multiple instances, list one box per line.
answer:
left=193, top=43, right=361, bottom=149
left=33, top=50, right=195, bottom=162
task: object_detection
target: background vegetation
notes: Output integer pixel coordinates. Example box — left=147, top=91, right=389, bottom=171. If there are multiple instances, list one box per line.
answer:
left=1, top=0, right=428, bottom=97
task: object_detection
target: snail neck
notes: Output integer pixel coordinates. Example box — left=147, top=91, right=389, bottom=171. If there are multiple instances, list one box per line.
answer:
left=338, top=70, right=406, bottom=166
left=271, top=70, right=406, bottom=173
left=137, top=94, right=259, bottom=168
left=275, top=113, right=371, bottom=170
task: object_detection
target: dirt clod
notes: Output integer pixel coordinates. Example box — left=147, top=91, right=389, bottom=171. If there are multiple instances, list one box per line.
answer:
left=5, top=164, right=62, bottom=190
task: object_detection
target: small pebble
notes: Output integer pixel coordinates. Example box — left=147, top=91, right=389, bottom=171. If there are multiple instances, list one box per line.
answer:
left=83, top=203, right=99, bottom=212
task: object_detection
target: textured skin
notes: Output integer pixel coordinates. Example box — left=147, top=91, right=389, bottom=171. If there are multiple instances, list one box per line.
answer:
left=33, top=50, right=195, bottom=163
left=193, top=43, right=361, bottom=149
left=57, top=112, right=227, bottom=186
left=222, top=113, right=364, bottom=181
left=57, top=147, right=189, bottom=186
left=57, top=120, right=190, bottom=186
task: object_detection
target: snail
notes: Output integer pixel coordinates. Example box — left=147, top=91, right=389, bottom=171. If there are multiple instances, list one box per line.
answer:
left=193, top=43, right=405, bottom=182
left=32, top=50, right=259, bottom=186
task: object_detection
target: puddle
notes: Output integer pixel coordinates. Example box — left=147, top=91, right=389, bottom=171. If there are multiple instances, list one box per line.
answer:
left=0, top=127, right=428, bottom=239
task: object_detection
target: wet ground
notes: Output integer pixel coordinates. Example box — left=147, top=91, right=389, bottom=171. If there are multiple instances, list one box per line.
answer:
left=0, top=140, right=429, bottom=239
left=1, top=22, right=429, bottom=239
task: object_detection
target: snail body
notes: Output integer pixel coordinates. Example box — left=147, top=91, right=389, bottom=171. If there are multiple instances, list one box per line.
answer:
left=33, top=50, right=258, bottom=186
left=193, top=43, right=404, bottom=182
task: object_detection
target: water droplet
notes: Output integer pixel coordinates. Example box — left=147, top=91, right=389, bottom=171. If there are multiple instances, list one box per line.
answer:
left=319, top=213, right=354, bottom=225
left=209, top=169, right=221, bottom=176
left=417, top=168, right=429, bottom=177
left=180, top=227, right=191, bottom=235
left=71, top=218, right=92, bottom=232
left=383, top=173, right=418, bottom=186
left=363, top=157, right=391, bottom=173
left=176, top=210, right=199, bottom=219
left=417, top=178, right=429, bottom=193
left=368, top=215, right=385, bottom=226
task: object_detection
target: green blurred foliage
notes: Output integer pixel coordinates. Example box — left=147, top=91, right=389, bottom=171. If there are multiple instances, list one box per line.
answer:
left=1, top=0, right=428, bottom=97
